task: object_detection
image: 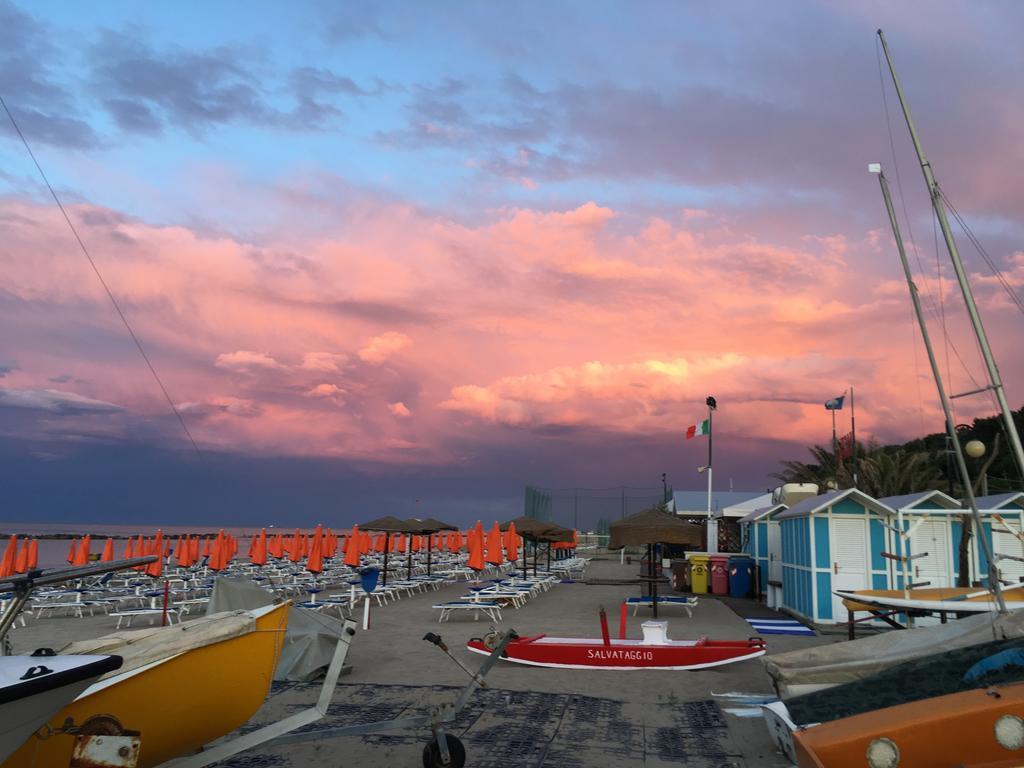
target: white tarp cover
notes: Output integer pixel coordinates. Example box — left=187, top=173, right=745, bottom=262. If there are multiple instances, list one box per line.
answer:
left=205, top=577, right=346, bottom=682
left=62, top=609, right=256, bottom=681
left=763, top=610, right=1024, bottom=699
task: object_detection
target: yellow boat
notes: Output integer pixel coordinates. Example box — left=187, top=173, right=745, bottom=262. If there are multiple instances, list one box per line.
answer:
left=4, top=601, right=289, bottom=768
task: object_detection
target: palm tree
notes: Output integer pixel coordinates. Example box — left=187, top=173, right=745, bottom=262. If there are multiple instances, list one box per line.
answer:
left=858, top=449, right=943, bottom=497
left=774, top=444, right=848, bottom=488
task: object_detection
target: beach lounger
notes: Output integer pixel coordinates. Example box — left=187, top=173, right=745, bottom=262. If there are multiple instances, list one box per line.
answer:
left=625, top=596, right=699, bottom=617
left=433, top=601, right=503, bottom=623
left=110, top=608, right=181, bottom=628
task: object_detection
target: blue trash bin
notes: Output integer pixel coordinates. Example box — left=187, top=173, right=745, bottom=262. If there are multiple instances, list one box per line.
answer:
left=728, top=556, right=755, bottom=598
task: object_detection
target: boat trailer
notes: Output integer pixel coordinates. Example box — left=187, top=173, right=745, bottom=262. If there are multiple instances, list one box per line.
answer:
left=159, top=623, right=516, bottom=768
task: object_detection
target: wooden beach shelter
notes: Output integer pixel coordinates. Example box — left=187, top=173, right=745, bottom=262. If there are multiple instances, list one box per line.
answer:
left=500, top=517, right=574, bottom=576
left=404, top=517, right=458, bottom=576
left=358, top=516, right=417, bottom=586
left=608, top=507, right=703, bottom=617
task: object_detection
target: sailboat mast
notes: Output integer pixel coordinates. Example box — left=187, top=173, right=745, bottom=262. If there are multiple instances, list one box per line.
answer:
left=877, top=29, right=1024, bottom=483
left=872, top=165, right=1005, bottom=612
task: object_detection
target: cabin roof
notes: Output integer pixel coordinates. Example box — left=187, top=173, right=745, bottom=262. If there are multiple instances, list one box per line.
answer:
left=774, top=488, right=893, bottom=520
left=738, top=503, right=787, bottom=525
left=878, top=489, right=961, bottom=511
left=974, top=492, right=1024, bottom=510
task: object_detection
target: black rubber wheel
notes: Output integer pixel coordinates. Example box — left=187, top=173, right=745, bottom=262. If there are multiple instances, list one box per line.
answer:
left=422, top=734, right=466, bottom=768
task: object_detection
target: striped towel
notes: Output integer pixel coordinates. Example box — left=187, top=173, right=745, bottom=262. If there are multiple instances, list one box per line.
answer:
left=746, top=618, right=814, bottom=636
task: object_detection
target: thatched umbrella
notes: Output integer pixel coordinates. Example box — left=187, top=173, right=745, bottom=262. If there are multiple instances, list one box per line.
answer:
left=403, top=518, right=458, bottom=575
left=358, top=516, right=417, bottom=586
left=608, top=507, right=702, bottom=617
left=500, top=517, right=574, bottom=575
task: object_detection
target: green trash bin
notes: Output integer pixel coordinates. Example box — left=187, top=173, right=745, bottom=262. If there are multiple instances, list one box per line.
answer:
left=690, top=554, right=710, bottom=594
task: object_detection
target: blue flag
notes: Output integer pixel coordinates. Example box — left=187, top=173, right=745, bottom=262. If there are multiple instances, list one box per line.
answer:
left=824, top=395, right=845, bottom=411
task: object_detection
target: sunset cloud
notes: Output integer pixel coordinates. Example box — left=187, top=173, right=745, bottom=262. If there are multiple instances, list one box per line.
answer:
left=358, top=332, right=412, bottom=364
left=389, top=401, right=412, bottom=417
left=215, top=351, right=286, bottom=372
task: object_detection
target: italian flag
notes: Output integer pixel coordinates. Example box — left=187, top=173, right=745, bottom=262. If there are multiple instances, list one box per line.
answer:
left=686, top=419, right=710, bottom=439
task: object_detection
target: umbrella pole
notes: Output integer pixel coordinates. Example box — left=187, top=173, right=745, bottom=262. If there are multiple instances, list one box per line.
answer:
left=427, top=536, right=432, bottom=576
left=522, top=541, right=527, bottom=577
left=383, top=536, right=389, bottom=587
left=546, top=542, right=551, bottom=572
left=652, top=544, right=659, bottom=619
left=407, top=538, right=413, bottom=580
left=532, top=542, right=537, bottom=577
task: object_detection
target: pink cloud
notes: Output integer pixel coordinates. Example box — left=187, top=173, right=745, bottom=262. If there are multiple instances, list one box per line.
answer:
left=2, top=194, right=1021, bottom=470
left=358, top=332, right=412, bottom=363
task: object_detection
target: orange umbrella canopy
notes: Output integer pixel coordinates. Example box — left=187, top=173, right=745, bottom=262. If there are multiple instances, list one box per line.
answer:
left=505, top=522, right=519, bottom=562
left=146, top=530, right=164, bottom=578
left=67, top=538, right=78, bottom=563
left=306, top=525, right=324, bottom=574
left=73, top=535, right=91, bottom=567
left=14, top=538, right=28, bottom=574
left=101, top=538, right=115, bottom=562
left=344, top=525, right=362, bottom=567
left=27, top=539, right=38, bottom=569
left=0, top=536, right=17, bottom=578
left=251, top=528, right=268, bottom=566
left=467, top=526, right=485, bottom=571
left=485, top=522, right=503, bottom=565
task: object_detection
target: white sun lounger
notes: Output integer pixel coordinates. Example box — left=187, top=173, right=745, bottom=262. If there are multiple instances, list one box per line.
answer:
left=110, top=608, right=181, bottom=628
left=433, top=601, right=502, bottom=623
left=625, top=596, right=699, bottom=617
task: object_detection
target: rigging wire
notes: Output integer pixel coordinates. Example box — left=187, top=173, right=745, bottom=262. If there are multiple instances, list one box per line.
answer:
left=0, top=94, right=202, bottom=458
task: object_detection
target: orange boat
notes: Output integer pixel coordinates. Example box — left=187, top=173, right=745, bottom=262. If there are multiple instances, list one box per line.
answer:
left=793, top=681, right=1024, bottom=767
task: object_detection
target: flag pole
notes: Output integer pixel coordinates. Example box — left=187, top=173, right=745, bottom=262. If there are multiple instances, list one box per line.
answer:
left=850, top=386, right=858, bottom=488
left=706, top=396, right=716, bottom=553
left=831, top=409, right=837, bottom=479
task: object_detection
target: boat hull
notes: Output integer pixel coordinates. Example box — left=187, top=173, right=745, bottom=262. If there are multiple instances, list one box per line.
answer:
left=0, top=655, right=122, bottom=763
left=467, top=634, right=766, bottom=670
left=793, top=682, right=1024, bottom=768
left=836, top=587, right=1024, bottom=614
left=4, top=602, right=289, bottom=768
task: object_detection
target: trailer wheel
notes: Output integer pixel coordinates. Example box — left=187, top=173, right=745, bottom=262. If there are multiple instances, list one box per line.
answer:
left=422, top=734, right=466, bottom=768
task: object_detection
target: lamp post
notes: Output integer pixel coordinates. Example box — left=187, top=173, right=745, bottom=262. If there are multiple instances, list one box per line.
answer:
left=704, top=396, right=717, bottom=553
left=965, top=440, right=988, bottom=496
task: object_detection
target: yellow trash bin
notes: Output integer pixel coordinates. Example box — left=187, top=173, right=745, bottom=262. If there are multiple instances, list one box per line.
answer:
left=689, top=554, right=710, bottom=594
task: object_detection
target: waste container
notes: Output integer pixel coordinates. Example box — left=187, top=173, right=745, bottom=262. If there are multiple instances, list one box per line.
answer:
left=728, top=555, right=755, bottom=598
left=670, top=560, right=692, bottom=592
left=709, top=554, right=730, bottom=595
left=689, top=555, right=710, bottom=594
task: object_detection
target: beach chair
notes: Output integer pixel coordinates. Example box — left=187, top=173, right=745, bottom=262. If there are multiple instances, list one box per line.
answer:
left=432, top=600, right=503, bottom=623
left=625, top=595, right=699, bottom=618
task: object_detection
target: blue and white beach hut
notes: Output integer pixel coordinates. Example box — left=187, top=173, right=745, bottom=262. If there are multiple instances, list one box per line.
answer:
left=739, top=503, right=786, bottom=605
left=774, top=489, right=895, bottom=625
left=878, top=490, right=963, bottom=589
left=977, top=492, right=1024, bottom=586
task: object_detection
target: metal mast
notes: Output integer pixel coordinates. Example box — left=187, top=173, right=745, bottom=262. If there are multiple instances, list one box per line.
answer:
left=877, top=29, right=1024, bottom=484
left=872, top=164, right=1005, bottom=612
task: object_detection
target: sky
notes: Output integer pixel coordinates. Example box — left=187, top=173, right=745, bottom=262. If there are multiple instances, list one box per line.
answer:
left=1, top=1, right=1022, bottom=528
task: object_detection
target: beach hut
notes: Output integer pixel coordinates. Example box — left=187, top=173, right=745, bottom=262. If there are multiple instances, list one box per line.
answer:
left=977, top=492, right=1024, bottom=586
left=877, top=490, right=968, bottom=589
left=774, top=489, right=895, bottom=625
left=739, top=503, right=787, bottom=605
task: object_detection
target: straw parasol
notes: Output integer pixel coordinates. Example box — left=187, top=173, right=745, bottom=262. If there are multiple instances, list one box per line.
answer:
left=357, top=516, right=419, bottom=585
left=401, top=518, right=458, bottom=576
left=500, top=517, right=575, bottom=575
left=608, top=506, right=701, bottom=617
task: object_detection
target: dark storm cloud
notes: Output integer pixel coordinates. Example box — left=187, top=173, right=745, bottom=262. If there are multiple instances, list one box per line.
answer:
left=0, top=387, right=122, bottom=414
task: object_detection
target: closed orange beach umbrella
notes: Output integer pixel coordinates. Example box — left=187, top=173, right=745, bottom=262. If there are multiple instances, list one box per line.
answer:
left=467, top=527, right=485, bottom=571
left=0, top=536, right=15, bottom=578
left=146, top=530, right=163, bottom=578
left=27, top=538, right=38, bottom=569
left=124, top=536, right=134, bottom=559
left=344, top=525, right=361, bottom=567
left=134, top=535, right=146, bottom=569
left=67, top=538, right=78, bottom=563
left=101, top=538, right=115, bottom=562
left=14, top=538, right=27, bottom=574
left=251, top=528, right=268, bottom=567
left=485, top=522, right=503, bottom=565
left=73, top=535, right=91, bottom=567
left=306, top=525, right=324, bottom=574
left=505, top=522, right=519, bottom=563
left=289, top=529, right=302, bottom=563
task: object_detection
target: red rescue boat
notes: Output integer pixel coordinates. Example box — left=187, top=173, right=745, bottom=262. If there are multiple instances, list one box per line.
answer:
left=467, top=612, right=765, bottom=671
